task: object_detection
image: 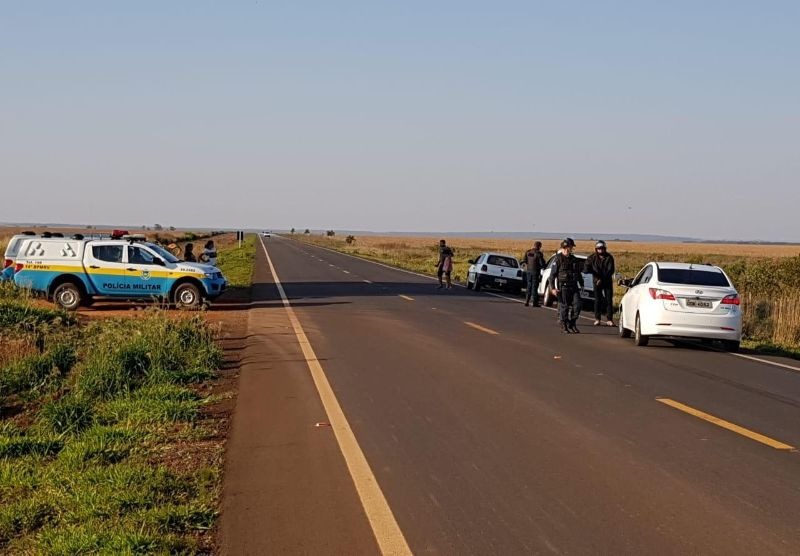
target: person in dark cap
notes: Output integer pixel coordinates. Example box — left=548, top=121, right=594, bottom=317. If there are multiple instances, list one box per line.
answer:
left=584, top=240, right=616, bottom=326
left=548, top=238, right=584, bottom=333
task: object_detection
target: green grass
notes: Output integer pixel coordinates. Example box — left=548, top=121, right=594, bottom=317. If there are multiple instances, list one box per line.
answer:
left=0, top=301, right=76, bottom=331
left=216, top=235, right=256, bottom=289
left=740, top=340, right=800, bottom=360
left=0, top=302, right=224, bottom=553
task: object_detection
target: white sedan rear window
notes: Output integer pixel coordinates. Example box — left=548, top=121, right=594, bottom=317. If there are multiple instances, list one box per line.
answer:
left=487, top=255, right=518, bottom=268
left=658, top=269, right=730, bottom=287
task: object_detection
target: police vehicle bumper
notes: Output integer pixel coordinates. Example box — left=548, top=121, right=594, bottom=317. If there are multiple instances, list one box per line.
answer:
left=0, top=266, right=14, bottom=282
left=200, top=272, right=227, bottom=299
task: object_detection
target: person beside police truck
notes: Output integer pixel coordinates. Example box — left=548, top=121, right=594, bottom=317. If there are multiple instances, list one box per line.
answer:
left=521, top=241, right=546, bottom=307
left=183, top=243, right=197, bottom=262
left=200, top=240, right=217, bottom=266
left=584, top=240, right=616, bottom=326
left=548, top=238, right=584, bottom=334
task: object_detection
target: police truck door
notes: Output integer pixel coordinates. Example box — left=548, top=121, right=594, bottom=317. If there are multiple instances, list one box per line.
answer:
left=85, top=243, right=128, bottom=296
left=125, top=245, right=168, bottom=298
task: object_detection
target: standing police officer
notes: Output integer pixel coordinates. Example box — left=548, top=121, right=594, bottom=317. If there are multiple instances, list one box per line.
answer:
left=549, top=238, right=584, bottom=333
left=521, top=241, right=546, bottom=307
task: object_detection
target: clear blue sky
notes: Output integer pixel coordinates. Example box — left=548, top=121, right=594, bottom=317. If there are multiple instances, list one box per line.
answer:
left=2, top=1, right=798, bottom=240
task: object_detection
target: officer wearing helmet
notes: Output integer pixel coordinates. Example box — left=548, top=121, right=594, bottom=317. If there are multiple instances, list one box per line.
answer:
left=584, top=240, right=616, bottom=326
left=548, top=238, right=584, bottom=333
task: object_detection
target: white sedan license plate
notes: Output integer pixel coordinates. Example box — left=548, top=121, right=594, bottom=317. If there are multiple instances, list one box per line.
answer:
left=687, top=299, right=712, bottom=309
left=495, top=278, right=507, bottom=285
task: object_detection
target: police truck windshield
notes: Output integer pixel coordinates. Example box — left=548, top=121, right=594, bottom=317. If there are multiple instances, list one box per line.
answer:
left=148, top=244, right=180, bottom=264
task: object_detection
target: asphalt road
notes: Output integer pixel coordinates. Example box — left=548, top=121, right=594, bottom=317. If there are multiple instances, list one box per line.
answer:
left=222, top=235, right=800, bottom=555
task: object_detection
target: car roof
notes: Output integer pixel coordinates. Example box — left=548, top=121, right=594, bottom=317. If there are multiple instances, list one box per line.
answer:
left=652, top=261, right=722, bottom=271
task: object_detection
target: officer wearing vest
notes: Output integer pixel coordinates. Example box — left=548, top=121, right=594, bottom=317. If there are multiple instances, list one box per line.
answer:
left=548, top=237, right=584, bottom=333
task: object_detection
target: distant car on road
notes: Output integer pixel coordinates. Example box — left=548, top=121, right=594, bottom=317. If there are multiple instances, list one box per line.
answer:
left=466, top=252, right=524, bottom=294
left=536, top=253, right=595, bottom=307
left=261, top=231, right=271, bottom=237
left=617, top=262, right=742, bottom=351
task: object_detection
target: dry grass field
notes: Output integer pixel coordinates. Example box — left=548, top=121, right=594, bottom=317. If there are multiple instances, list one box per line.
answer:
left=297, top=234, right=800, bottom=356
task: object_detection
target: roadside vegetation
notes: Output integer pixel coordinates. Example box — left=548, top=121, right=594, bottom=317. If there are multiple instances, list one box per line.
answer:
left=0, top=230, right=257, bottom=553
left=298, top=234, right=800, bottom=358
left=209, top=235, right=255, bottom=290
left=0, top=286, right=223, bottom=553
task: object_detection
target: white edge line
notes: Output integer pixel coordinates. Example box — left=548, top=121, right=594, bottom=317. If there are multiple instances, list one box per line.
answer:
left=258, top=236, right=412, bottom=556
left=280, top=235, right=800, bottom=372
left=730, top=352, right=800, bottom=373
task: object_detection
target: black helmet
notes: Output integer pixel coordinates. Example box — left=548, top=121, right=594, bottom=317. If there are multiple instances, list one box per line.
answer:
left=561, top=237, right=576, bottom=248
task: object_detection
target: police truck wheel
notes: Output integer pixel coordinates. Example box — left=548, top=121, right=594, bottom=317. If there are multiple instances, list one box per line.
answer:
left=473, top=277, right=481, bottom=291
left=174, top=283, right=202, bottom=310
left=53, top=282, right=82, bottom=311
left=634, top=313, right=649, bottom=346
left=466, top=274, right=474, bottom=290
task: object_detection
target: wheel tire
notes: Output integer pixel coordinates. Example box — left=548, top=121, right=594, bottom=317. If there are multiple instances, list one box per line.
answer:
left=634, top=313, right=649, bottom=346
left=466, top=274, right=474, bottom=290
left=53, top=282, right=82, bottom=311
left=619, top=308, right=631, bottom=338
left=544, top=287, right=555, bottom=307
left=700, top=338, right=713, bottom=346
left=473, top=276, right=482, bottom=292
left=174, top=282, right=202, bottom=310
left=723, top=340, right=740, bottom=353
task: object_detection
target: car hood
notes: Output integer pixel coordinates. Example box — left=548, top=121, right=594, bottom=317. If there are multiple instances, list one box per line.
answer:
left=176, top=262, right=219, bottom=274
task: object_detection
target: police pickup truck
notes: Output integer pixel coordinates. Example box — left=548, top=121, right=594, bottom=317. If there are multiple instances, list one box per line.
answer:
left=13, top=233, right=226, bottom=310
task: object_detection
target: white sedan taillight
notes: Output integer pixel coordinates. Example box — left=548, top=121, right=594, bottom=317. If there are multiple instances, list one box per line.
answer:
left=721, top=294, right=740, bottom=306
left=649, top=288, right=675, bottom=301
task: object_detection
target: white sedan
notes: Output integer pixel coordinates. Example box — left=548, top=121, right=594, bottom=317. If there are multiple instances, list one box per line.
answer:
left=466, top=252, right=524, bottom=294
left=618, top=262, right=742, bottom=351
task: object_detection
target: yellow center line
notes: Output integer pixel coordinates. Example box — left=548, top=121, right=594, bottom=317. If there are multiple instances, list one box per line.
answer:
left=656, top=398, right=795, bottom=451
left=464, top=321, right=500, bottom=335
left=398, top=295, right=415, bottom=301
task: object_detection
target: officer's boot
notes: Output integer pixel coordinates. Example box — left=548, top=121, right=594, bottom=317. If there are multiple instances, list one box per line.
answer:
left=569, top=320, right=580, bottom=334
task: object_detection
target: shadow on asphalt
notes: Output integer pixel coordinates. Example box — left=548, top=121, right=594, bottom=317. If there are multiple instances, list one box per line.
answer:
left=243, top=280, right=520, bottom=301
left=211, top=300, right=352, bottom=311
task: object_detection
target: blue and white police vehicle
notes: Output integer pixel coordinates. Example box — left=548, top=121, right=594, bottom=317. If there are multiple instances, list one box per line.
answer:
left=13, top=231, right=226, bottom=310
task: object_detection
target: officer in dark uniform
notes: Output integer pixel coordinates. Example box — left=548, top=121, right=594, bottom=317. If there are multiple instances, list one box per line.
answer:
left=548, top=238, right=584, bottom=333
